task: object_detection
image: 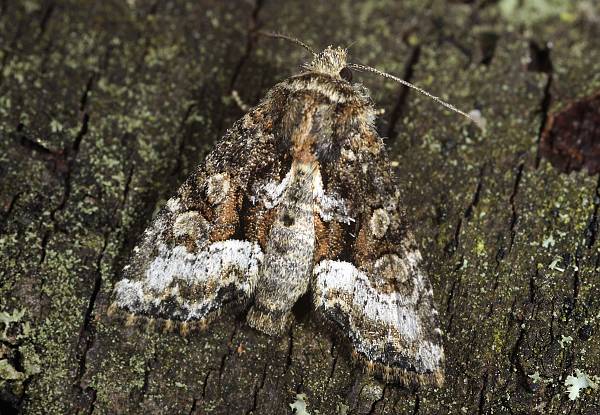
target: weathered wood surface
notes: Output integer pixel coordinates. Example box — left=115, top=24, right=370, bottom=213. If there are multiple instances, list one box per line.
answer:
left=1, top=1, right=600, bottom=414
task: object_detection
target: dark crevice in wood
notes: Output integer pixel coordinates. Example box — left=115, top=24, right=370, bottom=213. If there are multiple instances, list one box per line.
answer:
left=464, top=164, right=486, bottom=220
left=38, top=231, right=50, bottom=266
left=217, top=325, right=239, bottom=388
left=73, top=233, right=109, bottom=410
left=201, top=370, right=212, bottom=399
left=509, top=322, right=533, bottom=394
left=83, top=388, right=96, bottom=415
left=326, top=342, right=338, bottom=388
left=507, top=162, right=524, bottom=253
left=37, top=1, right=55, bottom=39
left=73, top=112, right=89, bottom=153
left=187, top=398, right=198, bottom=415
left=245, top=362, right=268, bottom=415
left=534, top=72, right=553, bottom=169
left=385, top=46, right=421, bottom=140
left=79, top=73, right=95, bottom=112
left=478, top=31, right=498, bottom=66
left=445, top=167, right=488, bottom=258
left=528, top=269, right=537, bottom=304
left=14, top=127, right=56, bottom=156
left=74, top=163, right=135, bottom=411
left=584, top=175, right=600, bottom=249
left=570, top=250, right=581, bottom=318
left=228, top=0, right=264, bottom=92
left=477, top=370, right=489, bottom=415
left=445, top=273, right=461, bottom=333
left=140, top=353, right=158, bottom=401
left=367, top=385, right=386, bottom=415
left=527, top=41, right=553, bottom=74
left=172, top=102, right=197, bottom=177
left=0, top=191, right=21, bottom=226
left=285, top=325, right=294, bottom=373
left=412, top=393, right=420, bottom=415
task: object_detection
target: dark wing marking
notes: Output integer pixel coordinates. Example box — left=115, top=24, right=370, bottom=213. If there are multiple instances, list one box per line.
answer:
left=312, top=124, right=444, bottom=386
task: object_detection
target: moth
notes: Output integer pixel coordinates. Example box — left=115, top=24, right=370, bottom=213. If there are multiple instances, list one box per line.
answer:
left=110, top=34, right=478, bottom=386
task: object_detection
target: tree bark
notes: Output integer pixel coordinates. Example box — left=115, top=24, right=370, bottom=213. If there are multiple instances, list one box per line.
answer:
left=1, top=1, right=599, bottom=414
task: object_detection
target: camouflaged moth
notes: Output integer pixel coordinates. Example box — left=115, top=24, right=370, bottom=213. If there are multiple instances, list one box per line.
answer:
left=110, top=34, right=479, bottom=386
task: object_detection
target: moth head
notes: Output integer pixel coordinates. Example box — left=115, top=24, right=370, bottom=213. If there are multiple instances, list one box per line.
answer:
left=257, top=31, right=482, bottom=128
left=306, top=46, right=352, bottom=81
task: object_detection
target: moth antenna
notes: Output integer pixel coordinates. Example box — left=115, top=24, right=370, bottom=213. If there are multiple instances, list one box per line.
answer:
left=345, top=40, right=358, bottom=51
left=256, top=31, right=317, bottom=56
left=348, top=63, right=483, bottom=129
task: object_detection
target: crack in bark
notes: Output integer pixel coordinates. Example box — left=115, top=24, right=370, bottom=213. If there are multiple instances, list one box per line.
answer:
left=445, top=217, right=463, bottom=257
left=37, top=230, right=50, bottom=266
left=201, top=369, right=212, bottom=399
left=445, top=274, right=461, bottom=333
left=284, top=325, right=294, bottom=373
left=569, top=248, right=582, bottom=320
left=187, top=398, right=198, bottom=415
left=464, top=165, right=486, bottom=220
left=36, top=1, right=55, bottom=40
left=0, top=191, right=21, bottom=226
left=534, top=74, right=553, bottom=169
left=367, top=385, right=386, bottom=415
left=508, top=162, right=524, bottom=253
left=136, top=350, right=158, bottom=406
left=245, top=361, right=268, bottom=415
left=79, top=73, right=95, bottom=113
left=13, top=125, right=59, bottom=156
left=73, top=233, right=109, bottom=409
left=217, top=325, right=239, bottom=388
left=445, top=169, right=485, bottom=258
left=74, top=164, right=135, bottom=412
left=326, top=342, right=338, bottom=388
left=412, top=393, right=420, bottom=415
left=584, top=175, right=600, bottom=249
left=172, top=102, right=198, bottom=179
left=509, top=316, right=533, bottom=394
left=228, top=0, right=264, bottom=93
left=477, top=370, right=489, bottom=415
left=385, top=46, right=421, bottom=140
left=83, top=388, right=96, bottom=415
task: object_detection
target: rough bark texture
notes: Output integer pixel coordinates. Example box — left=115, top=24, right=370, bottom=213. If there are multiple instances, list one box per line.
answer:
left=1, top=1, right=600, bottom=414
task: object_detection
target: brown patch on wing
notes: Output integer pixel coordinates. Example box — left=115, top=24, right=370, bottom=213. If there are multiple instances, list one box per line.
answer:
left=289, top=99, right=318, bottom=164
left=353, top=218, right=371, bottom=268
left=314, top=215, right=349, bottom=263
left=243, top=205, right=277, bottom=250
left=352, top=213, right=398, bottom=268
left=209, top=189, right=242, bottom=242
